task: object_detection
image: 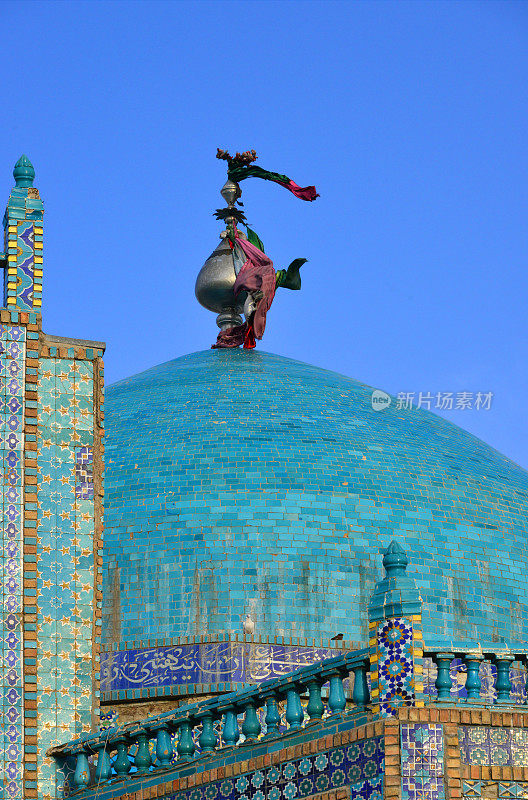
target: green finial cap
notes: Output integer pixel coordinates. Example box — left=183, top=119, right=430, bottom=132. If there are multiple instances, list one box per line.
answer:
left=368, top=540, right=422, bottom=623
left=382, top=540, right=409, bottom=576
left=13, top=154, right=35, bottom=187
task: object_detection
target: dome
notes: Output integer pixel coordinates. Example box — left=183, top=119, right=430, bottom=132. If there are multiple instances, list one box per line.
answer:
left=102, top=349, right=528, bottom=651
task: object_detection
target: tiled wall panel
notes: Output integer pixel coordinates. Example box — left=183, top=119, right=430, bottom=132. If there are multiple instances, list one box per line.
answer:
left=36, top=354, right=100, bottom=799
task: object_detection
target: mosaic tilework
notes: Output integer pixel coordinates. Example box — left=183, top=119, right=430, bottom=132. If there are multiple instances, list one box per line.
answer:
left=165, top=738, right=384, bottom=800
left=37, top=357, right=95, bottom=799
left=377, top=618, right=414, bottom=716
left=75, top=446, right=93, bottom=500
left=424, top=659, right=527, bottom=704
left=103, top=350, right=528, bottom=657
left=3, top=186, right=43, bottom=310
left=0, top=323, right=26, bottom=800
left=100, top=642, right=339, bottom=695
left=463, top=781, right=528, bottom=798
left=401, top=723, right=445, bottom=800
left=458, top=727, right=528, bottom=767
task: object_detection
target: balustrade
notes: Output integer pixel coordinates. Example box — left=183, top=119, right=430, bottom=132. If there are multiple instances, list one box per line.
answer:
left=60, top=649, right=370, bottom=792
left=426, top=647, right=528, bottom=706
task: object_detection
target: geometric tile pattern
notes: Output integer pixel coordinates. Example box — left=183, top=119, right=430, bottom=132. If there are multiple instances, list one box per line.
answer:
left=401, top=723, right=446, bottom=800
left=165, top=737, right=384, bottom=800
left=0, top=323, right=26, bottom=800
left=37, top=357, right=95, bottom=799
left=75, top=445, right=93, bottom=500
left=102, top=348, right=528, bottom=656
left=458, top=727, right=528, bottom=767
left=377, top=617, right=414, bottom=717
left=3, top=185, right=43, bottom=311
left=463, top=781, right=528, bottom=798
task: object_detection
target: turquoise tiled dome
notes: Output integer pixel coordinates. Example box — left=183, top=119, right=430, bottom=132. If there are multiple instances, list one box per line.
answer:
left=102, top=349, right=528, bottom=648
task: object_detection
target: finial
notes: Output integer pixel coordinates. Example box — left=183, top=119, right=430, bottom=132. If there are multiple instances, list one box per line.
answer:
left=13, top=155, right=35, bottom=187
left=382, top=540, right=409, bottom=576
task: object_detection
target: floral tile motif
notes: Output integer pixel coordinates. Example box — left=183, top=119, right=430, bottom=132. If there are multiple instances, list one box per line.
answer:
left=459, top=727, right=528, bottom=767
left=164, top=737, right=384, bottom=800
left=377, top=617, right=414, bottom=716
left=401, top=724, right=445, bottom=800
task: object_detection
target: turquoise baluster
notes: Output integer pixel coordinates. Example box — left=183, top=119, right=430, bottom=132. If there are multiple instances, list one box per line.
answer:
left=464, top=654, right=483, bottom=702
left=94, top=741, right=111, bottom=782
left=494, top=655, right=514, bottom=705
left=434, top=653, right=454, bottom=702
left=199, top=714, right=217, bottom=755
left=306, top=680, right=324, bottom=721
left=73, top=751, right=90, bottom=788
left=285, top=687, right=304, bottom=730
left=264, top=694, right=281, bottom=737
left=352, top=663, right=370, bottom=711
left=113, top=736, right=131, bottom=776
left=177, top=720, right=196, bottom=762
left=222, top=708, right=240, bottom=747
left=328, top=672, right=346, bottom=714
left=134, top=729, right=152, bottom=773
left=241, top=701, right=261, bottom=742
left=153, top=723, right=173, bottom=767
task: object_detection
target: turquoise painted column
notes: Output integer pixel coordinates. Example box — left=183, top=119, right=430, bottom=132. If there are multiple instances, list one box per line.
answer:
left=177, top=721, right=196, bottom=762
left=113, top=736, right=131, bottom=776
left=328, top=672, right=346, bottom=715
left=306, top=680, right=324, bottom=721
left=433, top=653, right=454, bottom=702
left=153, top=723, right=173, bottom=767
left=494, top=655, right=514, bottom=705
left=199, top=713, right=217, bottom=754
left=352, top=663, right=370, bottom=711
left=73, top=752, right=90, bottom=788
left=285, top=686, right=304, bottom=729
left=464, top=654, right=483, bottom=703
left=241, top=701, right=261, bottom=742
left=93, top=741, right=112, bottom=782
left=263, top=694, right=282, bottom=737
left=368, top=541, right=423, bottom=717
left=134, top=730, right=152, bottom=773
left=222, top=708, right=240, bottom=746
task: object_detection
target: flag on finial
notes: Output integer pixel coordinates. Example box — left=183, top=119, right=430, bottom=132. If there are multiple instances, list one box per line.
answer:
left=216, top=149, right=319, bottom=202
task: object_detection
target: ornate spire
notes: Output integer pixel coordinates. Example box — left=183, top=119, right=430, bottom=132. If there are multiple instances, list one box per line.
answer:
left=368, top=541, right=422, bottom=622
left=13, top=154, right=35, bottom=188
left=195, top=150, right=316, bottom=350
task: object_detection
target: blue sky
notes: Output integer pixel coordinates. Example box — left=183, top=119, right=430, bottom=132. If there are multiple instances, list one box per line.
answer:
left=1, top=0, right=527, bottom=467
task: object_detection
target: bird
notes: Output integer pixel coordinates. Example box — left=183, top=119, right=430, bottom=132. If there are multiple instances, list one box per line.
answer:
left=330, top=633, right=344, bottom=641
left=242, top=614, right=255, bottom=635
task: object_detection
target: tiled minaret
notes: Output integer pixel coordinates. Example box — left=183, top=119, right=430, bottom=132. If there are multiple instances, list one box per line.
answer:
left=368, top=541, right=424, bottom=716
left=0, top=158, right=105, bottom=800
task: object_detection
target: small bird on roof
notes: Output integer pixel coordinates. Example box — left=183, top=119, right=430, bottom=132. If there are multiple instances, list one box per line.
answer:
left=331, top=633, right=344, bottom=641
left=242, top=614, right=255, bottom=635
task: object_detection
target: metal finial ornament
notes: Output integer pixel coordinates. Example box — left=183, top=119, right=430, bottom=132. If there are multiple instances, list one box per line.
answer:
left=195, top=149, right=319, bottom=350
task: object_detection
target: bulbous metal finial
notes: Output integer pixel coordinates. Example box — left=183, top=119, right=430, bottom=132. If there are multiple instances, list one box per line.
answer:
left=220, top=179, right=241, bottom=207
left=13, top=154, right=35, bottom=187
left=195, top=178, right=247, bottom=330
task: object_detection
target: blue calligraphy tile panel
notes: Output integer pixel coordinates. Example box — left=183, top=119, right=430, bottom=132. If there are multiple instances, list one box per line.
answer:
left=401, top=723, right=445, bottom=800
left=100, top=642, right=339, bottom=694
left=165, top=737, right=384, bottom=800
left=458, top=726, right=528, bottom=767
left=0, top=322, right=25, bottom=800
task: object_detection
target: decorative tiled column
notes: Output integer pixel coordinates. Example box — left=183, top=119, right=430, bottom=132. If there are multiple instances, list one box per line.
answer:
left=368, top=541, right=424, bottom=717
left=0, top=158, right=104, bottom=800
